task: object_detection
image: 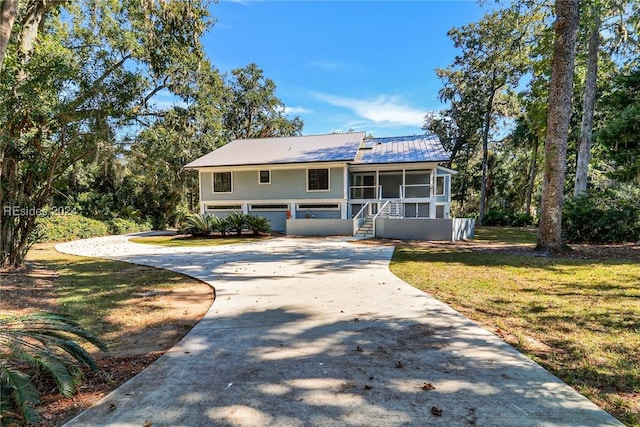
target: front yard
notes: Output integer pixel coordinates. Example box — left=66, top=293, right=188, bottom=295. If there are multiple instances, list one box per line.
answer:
left=390, top=227, right=640, bottom=426
left=1, top=243, right=214, bottom=426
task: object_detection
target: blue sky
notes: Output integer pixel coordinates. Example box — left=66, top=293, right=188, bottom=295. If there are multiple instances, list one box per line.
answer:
left=202, top=1, right=488, bottom=137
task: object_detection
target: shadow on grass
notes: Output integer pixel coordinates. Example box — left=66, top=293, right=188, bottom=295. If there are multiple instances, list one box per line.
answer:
left=390, top=244, right=639, bottom=426
left=474, top=227, right=538, bottom=244
left=33, top=255, right=212, bottom=351
left=392, top=245, right=640, bottom=269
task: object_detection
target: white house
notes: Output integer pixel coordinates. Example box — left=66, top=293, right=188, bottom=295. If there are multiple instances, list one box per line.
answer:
left=184, top=132, right=474, bottom=240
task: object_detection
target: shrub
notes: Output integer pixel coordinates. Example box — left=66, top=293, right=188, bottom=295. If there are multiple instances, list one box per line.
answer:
left=107, top=218, right=153, bottom=235
left=563, top=186, right=640, bottom=243
left=211, top=216, right=229, bottom=237
left=37, top=214, right=109, bottom=243
left=245, top=215, right=271, bottom=236
left=483, top=209, right=534, bottom=227
left=225, top=212, right=248, bottom=236
left=0, top=313, right=107, bottom=424
left=181, top=213, right=218, bottom=237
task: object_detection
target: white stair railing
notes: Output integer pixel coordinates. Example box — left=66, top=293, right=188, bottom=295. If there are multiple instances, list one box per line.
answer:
left=352, top=201, right=370, bottom=235
left=371, top=200, right=390, bottom=237
left=389, top=201, right=402, bottom=217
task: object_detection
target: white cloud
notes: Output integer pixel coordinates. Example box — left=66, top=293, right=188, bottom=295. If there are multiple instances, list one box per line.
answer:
left=285, top=106, right=311, bottom=115
left=313, top=93, right=426, bottom=127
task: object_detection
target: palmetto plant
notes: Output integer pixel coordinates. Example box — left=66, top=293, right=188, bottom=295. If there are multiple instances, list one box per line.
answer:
left=225, top=212, right=248, bottom=236
left=182, top=213, right=217, bottom=237
left=245, top=215, right=271, bottom=236
left=211, top=216, right=230, bottom=237
left=0, top=312, right=107, bottom=423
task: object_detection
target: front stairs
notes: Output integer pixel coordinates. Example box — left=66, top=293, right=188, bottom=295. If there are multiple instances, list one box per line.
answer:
left=355, top=215, right=375, bottom=238
left=354, top=201, right=402, bottom=238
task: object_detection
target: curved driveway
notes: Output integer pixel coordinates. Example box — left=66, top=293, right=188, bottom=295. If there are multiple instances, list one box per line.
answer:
left=57, top=235, right=621, bottom=427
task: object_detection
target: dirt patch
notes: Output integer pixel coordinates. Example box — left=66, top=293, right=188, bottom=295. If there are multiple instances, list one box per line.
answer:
left=0, top=263, right=61, bottom=315
left=1, top=262, right=214, bottom=426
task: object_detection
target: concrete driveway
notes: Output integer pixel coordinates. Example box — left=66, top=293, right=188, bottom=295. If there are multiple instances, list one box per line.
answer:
left=56, top=235, right=621, bottom=427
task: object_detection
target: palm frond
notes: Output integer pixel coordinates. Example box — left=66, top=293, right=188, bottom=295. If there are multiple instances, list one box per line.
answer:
left=0, top=312, right=107, bottom=421
left=226, top=212, right=248, bottom=236
left=245, top=215, right=271, bottom=236
left=0, top=365, right=40, bottom=423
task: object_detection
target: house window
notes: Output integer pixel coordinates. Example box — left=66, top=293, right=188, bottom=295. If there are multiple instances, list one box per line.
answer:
left=206, top=205, right=241, bottom=211
left=250, top=204, right=288, bottom=211
left=297, top=204, right=339, bottom=210
left=307, top=168, right=329, bottom=191
left=213, top=172, right=232, bottom=193
left=259, top=170, right=271, bottom=184
left=436, top=176, right=445, bottom=196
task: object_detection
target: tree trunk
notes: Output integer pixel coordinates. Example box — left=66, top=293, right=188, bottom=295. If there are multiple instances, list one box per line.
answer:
left=574, top=12, right=600, bottom=197
left=525, top=136, right=540, bottom=216
left=537, top=0, right=579, bottom=254
left=478, top=72, right=497, bottom=225
left=0, top=0, right=17, bottom=69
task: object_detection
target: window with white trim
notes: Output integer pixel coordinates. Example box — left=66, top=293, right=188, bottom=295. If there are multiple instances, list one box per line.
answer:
left=213, top=172, right=232, bottom=193
left=259, top=170, right=271, bottom=184
left=206, top=205, right=241, bottom=211
left=435, top=176, right=445, bottom=196
left=250, top=204, right=288, bottom=211
left=297, top=203, right=339, bottom=210
left=307, top=168, right=329, bottom=191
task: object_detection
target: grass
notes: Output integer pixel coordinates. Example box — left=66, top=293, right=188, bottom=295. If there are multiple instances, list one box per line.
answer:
left=25, top=244, right=210, bottom=351
left=390, top=227, right=640, bottom=426
left=473, top=226, right=538, bottom=244
left=129, top=235, right=252, bottom=247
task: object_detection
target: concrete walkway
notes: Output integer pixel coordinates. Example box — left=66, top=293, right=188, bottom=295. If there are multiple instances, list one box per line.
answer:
left=57, top=235, right=622, bottom=427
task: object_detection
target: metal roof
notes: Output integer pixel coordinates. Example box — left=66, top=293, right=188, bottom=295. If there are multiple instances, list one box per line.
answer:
left=184, top=132, right=450, bottom=168
left=184, top=132, right=366, bottom=168
left=353, top=134, right=450, bottom=164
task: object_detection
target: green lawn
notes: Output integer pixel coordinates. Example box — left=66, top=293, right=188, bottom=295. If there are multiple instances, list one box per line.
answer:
left=25, top=244, right=210, bottom=350
left=129, top=235, right=253, bottom=247
left=473, top=225, right=538, bottom=243
left=390, top=227, right=640, bottom=426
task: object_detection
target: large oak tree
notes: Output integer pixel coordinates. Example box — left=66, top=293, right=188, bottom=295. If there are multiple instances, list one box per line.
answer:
left=1, top=0, right=212, bottom=268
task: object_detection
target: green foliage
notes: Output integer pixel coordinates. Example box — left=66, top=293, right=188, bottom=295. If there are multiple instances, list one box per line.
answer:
left=181, top=212, right=271, bottom=238
left=225, top=212, right=248, bottom=237
left=0, top=312, right=107, bottom=424
left=181, top=213, right=218, bottom=237
left=596, top=69, right=640, bottom=184
left=1, top=0, right=213, bottom=268
left=35, top=214, right=151, bottom=243
left=434, top=5, right=542, bottom=222
left=563, top=185, right=640, bottom=243
left=483, top=210, right=535, bottom=227
left=222, top=63, right=303, bottom=141
left=107, top=218, right=152, bottom=235
left=126, top=64, right=226, bottom=230
left=210, top=216, right=230, bottom=237
left=245, top=215, right=271, bottom=236
left=37, top=214, right=109, bottom=243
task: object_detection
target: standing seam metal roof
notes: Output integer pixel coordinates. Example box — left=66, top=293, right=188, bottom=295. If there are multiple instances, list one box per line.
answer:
left=184, top=132, right=365, bottom=168
left=184, top=133, right=450, bottom=168
left=354, top=134, right=450, bottom=164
